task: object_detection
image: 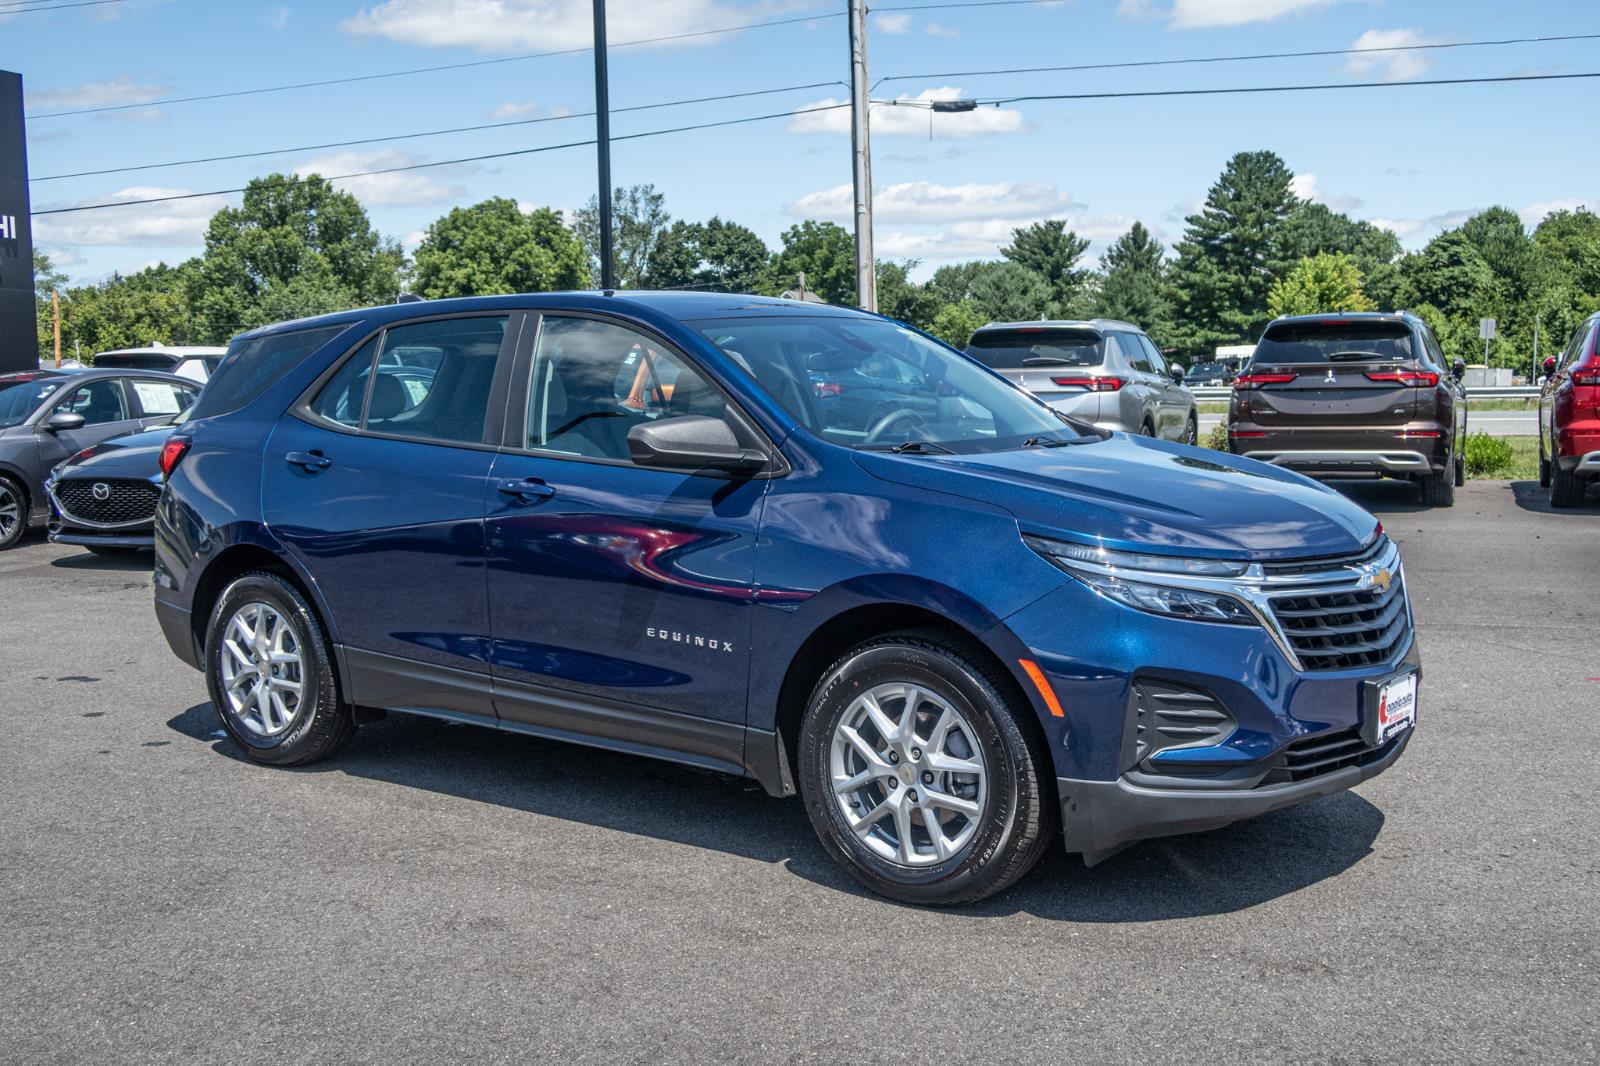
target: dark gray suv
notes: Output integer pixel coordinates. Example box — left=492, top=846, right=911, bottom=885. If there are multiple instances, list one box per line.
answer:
left=0, top=369, right=199, bottom=549
left=966, top=320, right=1197, bottom=442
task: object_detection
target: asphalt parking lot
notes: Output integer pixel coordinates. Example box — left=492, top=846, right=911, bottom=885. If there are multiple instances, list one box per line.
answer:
left=2, top=480, right=1596, bottom=1064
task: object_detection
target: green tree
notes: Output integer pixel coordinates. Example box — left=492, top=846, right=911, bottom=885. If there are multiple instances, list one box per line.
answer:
left=763, top=220, right=856, bottom=304
left=412, top=198, right=587, bottom=299
left=643, top=216, right=768, bottom=293
left=1095, top=222, right=1172, bottom=344
left=1267, top=252, right=1375, bottom=317
left=195, top=173, right=402, bottom=338
left=60, top=261, right=204, bottom=357
left=1531, top=208, right=1600, bottom=350
left=1457, top=206, right=1541, bottom=368
left=926, top=261, right=989, bottom=306
left=1169, top=150, right=1299, bottom=353
left=968, top=261, right=1055, bottom=322
left=1001, top=220, right=1090, bottom=312
left=875, top=260, right=940, bottom=329
left=33, top=249, right=68, bottom=360
left=1279, top=202, right=1404, bottom=310
left=927, top=301, right=988, bottom=348
left=1399, top=231, right=1496, bottom=364
left=573, top=183, right=670, bottom=289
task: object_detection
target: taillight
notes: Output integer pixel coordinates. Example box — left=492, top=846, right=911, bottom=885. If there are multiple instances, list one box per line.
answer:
left=1365, top=370, right=1440, bottom=387
left=1051, top=376, right=1123, bottom=391
left=1573, top=368, right=1600, bottom=386
left=1232, top=373, right=1297, bottom=389
left=813, top=381, right=842, bottom=398
left=158, top=437, right=191, bottom=480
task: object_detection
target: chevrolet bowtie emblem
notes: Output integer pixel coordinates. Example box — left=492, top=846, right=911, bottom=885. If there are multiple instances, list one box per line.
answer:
left=1372, top=568, right=1392, bottom=592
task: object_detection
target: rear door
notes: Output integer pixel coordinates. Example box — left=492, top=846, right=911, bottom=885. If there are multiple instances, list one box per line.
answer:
left=1240, top=319, right=1421, bottom=428
left=1137, top=334, right=1187, bottom=437
left=127, top=377, right=200, bottom=430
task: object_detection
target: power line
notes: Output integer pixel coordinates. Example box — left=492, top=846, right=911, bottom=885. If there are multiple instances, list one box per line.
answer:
left=0, top=0, right=124, bottom=12
left=973, top=70, right=1600, bottom=106
left=30, top=80, right=847, bottom=182
left=879, top=30, right=1600, bottom=85
left=25, top=10, right=847, bottom=119
left=30, top=103, right=852, bottom=216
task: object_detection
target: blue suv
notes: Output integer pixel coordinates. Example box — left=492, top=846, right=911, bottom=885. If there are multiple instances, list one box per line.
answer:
left=154, top=293, right=1418, bottom=905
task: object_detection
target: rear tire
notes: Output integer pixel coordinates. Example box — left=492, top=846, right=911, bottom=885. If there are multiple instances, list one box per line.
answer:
left=1182, top=414, right=1198, bottom=446
left=1140, top=419, right=1156, bottom=438
left=1550, top=465, right=1588, bottom=508
left=204, top=571, right=354, bottom=766
left=1539, top=457, right=1552, bottom=488
left=1420, top=466, right=1455, bottom=507
left=1454, top=450, right=1466, bottom=487
left=0, top=476, right=27, bottom=551
left=798, top=631, right=1054, bottom=906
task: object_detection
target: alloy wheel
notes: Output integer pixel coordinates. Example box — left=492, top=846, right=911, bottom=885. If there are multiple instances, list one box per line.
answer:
left=218, top=601, right=306, bottom=738
left=828, top=682, right=989, bottom=867
left=0, top=483, right=20, bottom=544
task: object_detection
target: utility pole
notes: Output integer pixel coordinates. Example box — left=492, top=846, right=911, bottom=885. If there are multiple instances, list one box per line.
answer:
left=592, top=0, right=615, bottom=291
left=52, top=287, right=60, bottom=367
left=848, top=0, right=875, bottom=312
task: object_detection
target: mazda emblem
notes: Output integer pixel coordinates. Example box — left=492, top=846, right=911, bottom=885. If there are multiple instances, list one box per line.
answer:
left=91, top=482, right=111, bottom=501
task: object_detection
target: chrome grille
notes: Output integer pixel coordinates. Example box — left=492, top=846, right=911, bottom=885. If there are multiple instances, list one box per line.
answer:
left=1268, top=573, right=1410, bottom=672
left=53, top=477, right=160, bottom=527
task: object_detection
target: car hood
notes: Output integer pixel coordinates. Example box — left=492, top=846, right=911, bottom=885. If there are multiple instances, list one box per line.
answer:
left=55, top=424, right=174, bottom=479
left=855, top=434, right=1379, bottom=560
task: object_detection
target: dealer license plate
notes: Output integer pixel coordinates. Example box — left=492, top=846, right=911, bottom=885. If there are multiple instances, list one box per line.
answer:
left=1365, top=669, right=1418, bottom=746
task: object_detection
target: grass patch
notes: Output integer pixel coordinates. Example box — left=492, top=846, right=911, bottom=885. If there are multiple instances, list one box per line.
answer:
left=1472, top=435, right=1539, bottom=480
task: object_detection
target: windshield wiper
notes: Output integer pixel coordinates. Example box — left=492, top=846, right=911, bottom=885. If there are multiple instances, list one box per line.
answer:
left=859, top=440, right=953, bottom=455
left=1325, top=350, right=1388, bottom=361
left=1021, top=356, right=1075, bottom=366
left=1021, top=435, right=1086, bottom=448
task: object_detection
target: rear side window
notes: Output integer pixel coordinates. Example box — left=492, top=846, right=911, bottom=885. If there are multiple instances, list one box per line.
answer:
left=131, top=379, right=198, bottom=416
left=966, top=329, right=1103, bottom=369
left=189, top=324, right=347, bottom=420
left=1254, top=321, right=1414, bottom=364
left=360, top=317, right=508, bottom=444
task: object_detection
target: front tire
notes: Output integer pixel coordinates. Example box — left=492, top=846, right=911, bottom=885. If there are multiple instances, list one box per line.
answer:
left=0, top=477, right=27, bottom=551
left=204, top=571, right=353, bottom=766
left=798, top=632, right=1053, bottom=906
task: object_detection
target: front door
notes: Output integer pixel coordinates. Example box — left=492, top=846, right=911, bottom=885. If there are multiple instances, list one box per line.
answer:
left=37, top=377, right=145, bottom=467
left=262, top=313, right=521, bottom=715
left=485, top=314, right=766, bottom=732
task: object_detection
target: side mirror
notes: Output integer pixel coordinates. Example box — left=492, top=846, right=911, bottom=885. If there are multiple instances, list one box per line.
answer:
left=1452, top=359, right=1466, bottom=381
left=1543, top=356, right=1558, bottom=377
left=1168, top=364, right=1185, bottom=384
left=44, top=411, right=86, bottom=432
left=627, top=416, right=767, bottom=474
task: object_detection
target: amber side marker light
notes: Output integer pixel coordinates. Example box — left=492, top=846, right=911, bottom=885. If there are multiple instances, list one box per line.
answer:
left=1018, top=659, right=1065, bottom=718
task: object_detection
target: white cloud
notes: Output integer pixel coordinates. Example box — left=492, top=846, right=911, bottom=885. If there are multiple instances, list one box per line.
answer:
left=31, top=186, right=232, bottom=248
left=402, top=229, right=428, bottom=252
left=490, top=100, right=573, bottom=119
left=1116, top=0, right=1158, bottom=19
left=1519, top=199, right=1599, bottom=228
left=879, top=214, right=1136, bottom=264
left=27, top=75, right=173, bottom=111
left=100, top=107, right=168, bottom=123
left=789, top=87, right=1026, bottom=138
left=1168, top=0, right=1341, bottom=30
left=924, top=21, right=958, bottom=38
left=342, top=0, right=791, bottom=54
left=264, top=5, right=290, bottom=30
left=873, top=12, right=912, bottom=33
left=789, top=181, right=1077, bottom=224
left=294, top=149, right=463, bottom=207
left=1345, top=29, right=1440, bottom=82
left=1291, top=172, right=1363, bottom=213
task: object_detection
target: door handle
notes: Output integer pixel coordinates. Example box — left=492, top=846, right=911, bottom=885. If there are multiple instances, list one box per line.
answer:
left=286, top=451, right=332, bottom=472
left=497, top=477, right=556, bottom=503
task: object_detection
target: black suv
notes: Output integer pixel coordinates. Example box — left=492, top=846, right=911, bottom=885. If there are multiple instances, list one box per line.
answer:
left=1227, top=312, right=1468, bottom=506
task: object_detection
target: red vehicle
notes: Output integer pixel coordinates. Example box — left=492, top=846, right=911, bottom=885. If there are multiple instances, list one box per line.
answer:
left=1538, top=311, right=1600, bottom=508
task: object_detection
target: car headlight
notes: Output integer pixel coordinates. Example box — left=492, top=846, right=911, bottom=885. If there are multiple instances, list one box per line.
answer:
left=1024, top=536, right=1259, bottom=625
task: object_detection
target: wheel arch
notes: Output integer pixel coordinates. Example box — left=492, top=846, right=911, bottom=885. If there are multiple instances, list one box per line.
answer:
left=188, top=538, right=340, bottom=666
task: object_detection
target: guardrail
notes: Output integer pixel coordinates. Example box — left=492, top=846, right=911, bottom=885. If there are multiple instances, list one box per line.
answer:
left=1187, top=385, right=1539, bottom=401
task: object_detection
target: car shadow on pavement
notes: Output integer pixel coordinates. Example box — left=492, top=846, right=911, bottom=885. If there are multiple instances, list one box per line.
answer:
left=1324, top=478, right=1432, bottom=515
left=49, top=550, right=153, bottom=572
left=1510, top=479, right=1598, bottom=514
left=168, top=703, right=1386, bottom=921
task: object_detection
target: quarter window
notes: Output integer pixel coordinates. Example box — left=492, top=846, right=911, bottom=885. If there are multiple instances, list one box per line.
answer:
left=527, top=317, right=732, bottom=462
left=58, top=380, right=129, bottom=425
left=311, top=337, right=380, bottom=429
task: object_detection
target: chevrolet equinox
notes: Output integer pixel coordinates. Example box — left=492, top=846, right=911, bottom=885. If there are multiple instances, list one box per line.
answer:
left=154, top=293, right=1419, bottom=905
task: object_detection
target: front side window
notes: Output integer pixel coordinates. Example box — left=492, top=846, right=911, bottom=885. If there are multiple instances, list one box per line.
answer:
left=693, top=315, right=1082, bottom=452
left=59, top=380, right=129, bottom=425
left=527, top=317, right=733, bottom=462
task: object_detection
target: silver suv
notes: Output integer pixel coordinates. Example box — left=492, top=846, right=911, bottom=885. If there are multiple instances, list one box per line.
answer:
left=965, top=320, right=1198, bottom=442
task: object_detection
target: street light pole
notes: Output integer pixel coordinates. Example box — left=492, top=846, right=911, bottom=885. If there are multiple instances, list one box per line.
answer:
left=848, top=0, right=875, bottom=312
left=592, top=0, right=615, bottom=291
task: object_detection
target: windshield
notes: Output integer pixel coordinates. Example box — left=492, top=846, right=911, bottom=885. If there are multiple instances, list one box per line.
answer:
left=0, top=376, right=66, bottom=429
left=966, top=328, right=1103, bottom=370
left=691, top=316, right=1083, bottom=452
left=1254, top=321, right=1414, bottom=364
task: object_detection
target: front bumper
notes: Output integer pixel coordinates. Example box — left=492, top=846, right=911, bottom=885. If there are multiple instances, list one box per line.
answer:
left=1058, top=727, right=1411, bottom=862
left=48, top=526, right=154, bottom=549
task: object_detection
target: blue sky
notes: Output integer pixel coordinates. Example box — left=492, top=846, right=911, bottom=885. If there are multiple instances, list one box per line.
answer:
left=10, top=0, right=1600, bottom=286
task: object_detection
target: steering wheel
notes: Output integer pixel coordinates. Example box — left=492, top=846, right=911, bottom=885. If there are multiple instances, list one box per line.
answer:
left=864, top=407, right=927, bottom=445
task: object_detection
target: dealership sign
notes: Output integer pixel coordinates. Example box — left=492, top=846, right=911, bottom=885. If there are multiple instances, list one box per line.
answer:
left=0, top=70, right=38, bottom=373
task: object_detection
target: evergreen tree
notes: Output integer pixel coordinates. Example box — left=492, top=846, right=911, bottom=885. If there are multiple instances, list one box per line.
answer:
left=1169, top=150, right=1299, bottom=353
left=1001, top=220, right=1091, bottom=312
left=1095, top=222, right=1172, bottom=344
